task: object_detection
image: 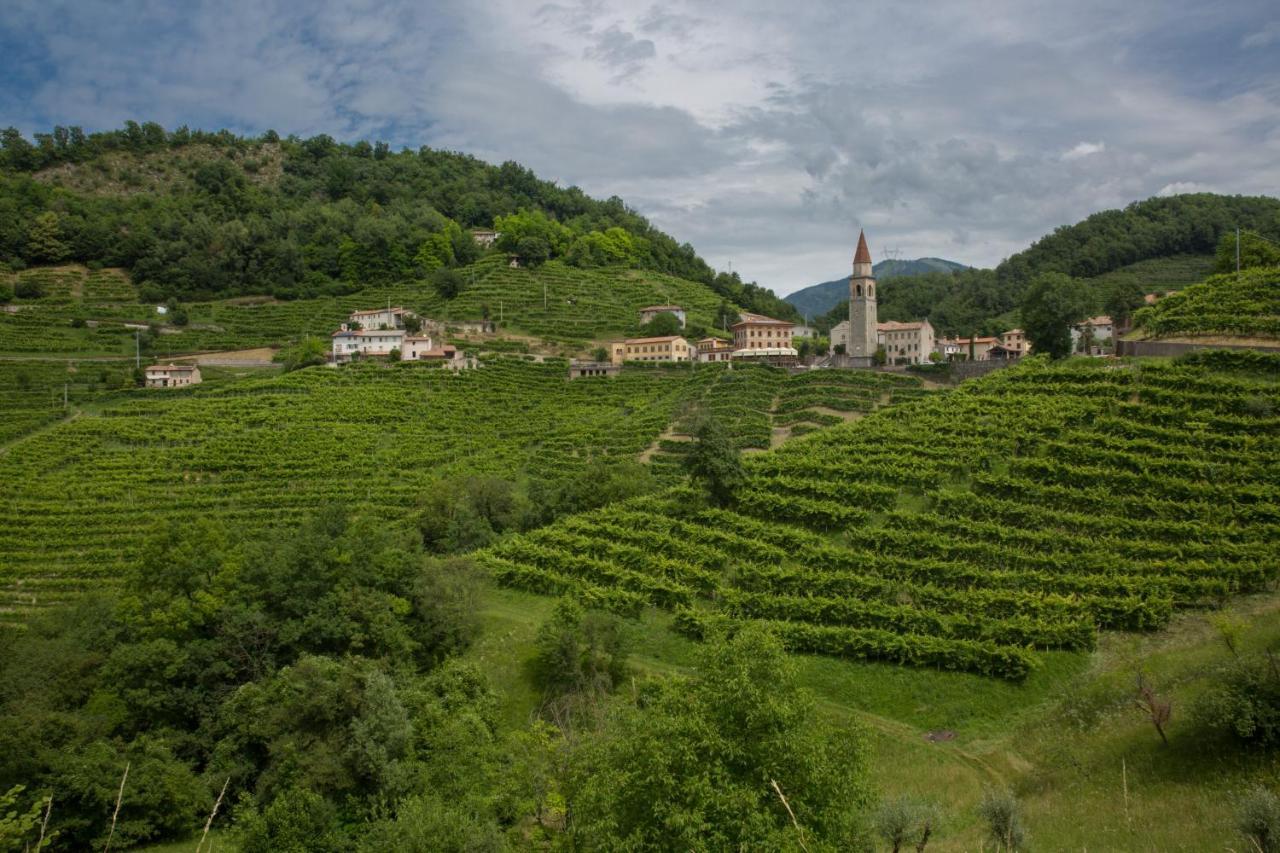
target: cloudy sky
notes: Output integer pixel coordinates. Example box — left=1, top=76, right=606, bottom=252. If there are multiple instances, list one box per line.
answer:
left=3, top=1, right=1279, bottom=295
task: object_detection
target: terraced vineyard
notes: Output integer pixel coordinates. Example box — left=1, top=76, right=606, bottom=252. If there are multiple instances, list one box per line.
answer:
left=441, top=255, right=729, bottom=343
left=0, top=359, right=722, bottom=622
left=481, top=355, right=1280, bottom=680
left=1133, top=266, right=1280, bottom=339
left=1, top=256, right=737, bottom=356
left=0, top=360, right=136, bottom=445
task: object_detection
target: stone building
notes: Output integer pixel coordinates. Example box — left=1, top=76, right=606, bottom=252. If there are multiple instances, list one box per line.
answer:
left=847, top=230, right=878, bottom=367
left=144, top=363, right=202, bottom=388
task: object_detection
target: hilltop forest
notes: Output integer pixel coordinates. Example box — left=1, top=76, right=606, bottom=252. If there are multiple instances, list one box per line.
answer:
left=816, top=193, right=1280, bottom=336
left=0, top=123, right=797, bottom=321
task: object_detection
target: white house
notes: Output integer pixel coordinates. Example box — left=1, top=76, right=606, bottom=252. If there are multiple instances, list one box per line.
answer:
left=145, top=363, right=201, bottom=388
left=331, top=327, right=407, bottom=362
left=1071, top=315, right=1114, bottom=355
left=349, top=306, right=414, bottom=331
left=402, top=336, right=436, bottom=360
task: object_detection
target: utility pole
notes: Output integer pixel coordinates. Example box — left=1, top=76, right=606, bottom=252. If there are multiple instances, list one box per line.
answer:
left=135, top=330, right=140, bottom=369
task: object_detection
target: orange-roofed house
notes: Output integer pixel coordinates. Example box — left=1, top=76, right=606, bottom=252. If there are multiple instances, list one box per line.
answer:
left=623, top=335, right=692, bottom=362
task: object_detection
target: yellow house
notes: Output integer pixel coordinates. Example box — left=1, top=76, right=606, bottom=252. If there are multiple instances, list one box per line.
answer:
left=623, top=335, right=691, bottom=362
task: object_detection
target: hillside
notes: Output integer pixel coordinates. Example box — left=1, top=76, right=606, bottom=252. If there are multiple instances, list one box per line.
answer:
left=1132, top=266, right=1280, bottom=340
left=785, top=257, right=967, bottom=317
left=0, top=123, right=797, bottom=323
left=812, top=194, right=1280, bottom=336
left=482, top=355, right=1280, bottom=678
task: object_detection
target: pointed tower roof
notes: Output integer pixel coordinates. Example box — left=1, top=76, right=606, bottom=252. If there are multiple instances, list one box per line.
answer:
left=854, top=229, right=872, bottom=265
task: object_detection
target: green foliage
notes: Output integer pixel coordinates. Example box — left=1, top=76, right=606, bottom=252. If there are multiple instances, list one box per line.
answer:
left=1237, top=785, right=1280, bottom=853
left=1215, top=229, right=1280, bottom=274
left=430, top=267, right=466, bottom=299
left=1133, top=267, right=1280, bottom=339
left=1021, top=271, right=1087, bottom=358
left=0, top=785, right=48, bottom=852
left=685, top=415, right=746, bottom=507
left=641, top=310, right=682, bottom=337
left=533, top=597, right=630, bottom=699
left=235, top=787, right=341, bottom=853
left=978, top=787, right=1026, bottom=851
left=24, top=211, right=68, bottom=263
left=1192, top=652, right=1280, bottom=747
left=274, top=336, right=328, bottom=371
left=564, top=625, right=872, bottom=850
left=874, top=794, right=940, bottom=853
left=417, top=475, right=530, bottom=554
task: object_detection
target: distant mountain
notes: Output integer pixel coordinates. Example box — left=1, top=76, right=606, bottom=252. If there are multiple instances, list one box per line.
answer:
left=784, top=258, right=968, bottom=318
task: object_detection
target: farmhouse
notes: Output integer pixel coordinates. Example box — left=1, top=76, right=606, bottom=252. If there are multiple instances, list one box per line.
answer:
left=144, top=363, right=202, bottom=388
left=331, top=327, right=406, bottom=362
left=1000, top=328, right=1030, bottom=356
left=946, top=336, right=1000, bottom=360
left=639, top=305, right=687, bottom=328
left=623, top=335, right=692, bottom=362
left=470, top=229, right=499, bottom=248
left=402, top=336, right=437, bottom=360
left=350, top=306, right=414, bottom=330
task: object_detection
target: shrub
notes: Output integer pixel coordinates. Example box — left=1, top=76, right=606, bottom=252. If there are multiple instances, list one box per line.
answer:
left=978, top=787, right=1026, bottom=851
left=1238, top=785, right=1280, bottom=853
left=1192, top=654, right=1280, bottom=747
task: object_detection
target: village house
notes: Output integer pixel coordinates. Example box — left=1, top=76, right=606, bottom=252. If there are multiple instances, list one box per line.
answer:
left=331, top=327, right=407, bottom=362
left=349, top=306, right=414, bottom=331
left=791, top=324, right=817, bottom=338
left=402, top=336, right=436, bottom=360
left=695, top=337, right=734, bottom=363
left=933, top=337, right=965, bottom=360
left=623, top=335, right=692, bottom=362
left=1000, top=328, right=1030, bottom=356
left=144, top=363, right=202, bottom=388
left=732, top=312, right=795, bottom=352
left=639, top=305, right=687, bottom=328
left=878, top=320, right=936, bottom=365
left=939, top=336, right=1000, bottom=361
left=1072, top=315, right=1114, bottom=355
left=414, top=344, right=467, bottom=369
left=470, top=229, right=499, bottom=248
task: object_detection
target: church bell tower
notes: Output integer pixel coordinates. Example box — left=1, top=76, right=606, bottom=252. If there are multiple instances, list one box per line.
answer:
left=848, top=229, right=877, bottom=367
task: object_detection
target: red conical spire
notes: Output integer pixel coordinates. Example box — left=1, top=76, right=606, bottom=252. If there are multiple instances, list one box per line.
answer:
left=854, top=229, right=872, bottom=265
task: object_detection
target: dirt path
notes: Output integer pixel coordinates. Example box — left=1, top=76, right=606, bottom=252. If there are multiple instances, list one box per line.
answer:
left=0, top=408, right=82, bottom=455
left=639, top=425, right=691, bottom=463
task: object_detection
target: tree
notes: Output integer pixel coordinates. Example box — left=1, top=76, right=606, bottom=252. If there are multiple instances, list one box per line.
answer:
left=274, top=337, right=328, bottom=372
left=514, top=236, right=550, bottom=268
left=591, top=346, right=609, bottom=362
left=430, top=268, right=465, bottom=300
left=1021, top=272, right=1087, bottom=359
left=642, top=311, right=682, bottom=337
left=1214, top=230, right=1280, bottom=274
left=25, top=211, right=68, bottom=263
left=532, top=597, right=629, bottom=707
left=874, top=795, right=939, bottom=853
left=978, top=787, right=1026, bottom=852
left=685, top=416, right=745, bottom=507
left=1135, top=672, right=1172, bottom=746
left=1104, top=280, right=1147, bottom=329
left=565, top=625, right=872, bottom=850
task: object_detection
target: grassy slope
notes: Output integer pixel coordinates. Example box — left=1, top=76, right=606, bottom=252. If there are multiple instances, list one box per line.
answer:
left=0, top=255, right=733, bottom=357
left=469, top=583, right=1280, bottom=852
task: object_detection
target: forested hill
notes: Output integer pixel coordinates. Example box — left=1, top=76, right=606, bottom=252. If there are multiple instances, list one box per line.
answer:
left=814, top=193, right=1280, bottom=337
left=785, top=257, right=967, bottom=317
left=0, top=123, right=797, bottom=321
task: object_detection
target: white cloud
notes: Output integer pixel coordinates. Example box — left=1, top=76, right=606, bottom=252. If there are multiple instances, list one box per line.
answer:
left=1242, top=20, right=1280, bottom=48
left=1062, top=141, right=1106, bottom=160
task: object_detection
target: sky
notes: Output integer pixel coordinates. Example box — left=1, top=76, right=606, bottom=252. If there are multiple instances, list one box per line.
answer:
left=2, top=1, right=1279, bottom=296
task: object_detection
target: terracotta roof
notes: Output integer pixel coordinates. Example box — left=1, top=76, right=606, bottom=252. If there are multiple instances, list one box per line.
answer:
left=1083, top=315, right=1113, bottom=326
left=877, top=321, right=928, bottom=331
left=332, top=329, right=407, bottom=338
left=418, top=345, right=458, bottom=358
left=625, top=335, right=688, bottom=345
left=854, top=229, right=872, bottom=265
left=639, top=305, right=684, bottom=312
left=950, top=336, right=1000, bottom=345
left=731, top=312, right=792, bottom=328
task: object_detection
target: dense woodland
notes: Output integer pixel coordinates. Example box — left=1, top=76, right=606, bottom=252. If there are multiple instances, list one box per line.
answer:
left=817, top=193, right=1280, bottom=336
left=0, top=123, right=797, bottom=321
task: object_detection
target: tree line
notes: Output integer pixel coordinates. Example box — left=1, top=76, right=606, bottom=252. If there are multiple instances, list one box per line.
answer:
left=0, top=123, right=798, bottom=320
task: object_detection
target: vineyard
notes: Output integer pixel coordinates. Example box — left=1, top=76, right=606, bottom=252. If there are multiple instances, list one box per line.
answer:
left=0, top=256, right=737, bottom=356
left=1133, top=266, right=1280, bottom=339
left=480, top=355, right=1280, bottom=680
left=0, top=359, right=727, bottom=622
